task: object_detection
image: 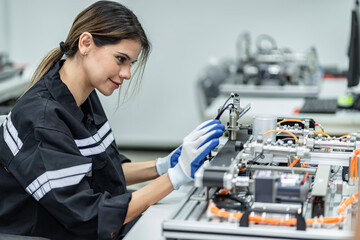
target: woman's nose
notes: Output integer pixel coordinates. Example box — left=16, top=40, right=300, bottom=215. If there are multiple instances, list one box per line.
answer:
left=119, top=65, right=131, bottom=80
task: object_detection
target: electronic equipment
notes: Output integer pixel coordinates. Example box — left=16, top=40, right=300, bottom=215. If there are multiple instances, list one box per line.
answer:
left=235, top=33, right=320, bottom=88
left=197, top=34, right=323, bottom=109
left=0, top=53, right=21, bottom=81
left=300, top=98, right=338, bottom=114
left=220, top=33, right=322, bottom=98
left=162, top=93, right=359, bottom=240
left=347, top=0, right=360, bottom=89
left=0, top=67, right=21, bottom=81
left=334, top=0, right=360, bottom=112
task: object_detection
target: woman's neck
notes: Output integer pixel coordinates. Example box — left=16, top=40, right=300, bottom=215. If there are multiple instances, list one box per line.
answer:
left=59, top=56, right=93, bottom=107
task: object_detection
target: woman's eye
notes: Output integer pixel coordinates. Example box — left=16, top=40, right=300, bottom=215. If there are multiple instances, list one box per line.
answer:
left=117, top=57, right=126, bottom=64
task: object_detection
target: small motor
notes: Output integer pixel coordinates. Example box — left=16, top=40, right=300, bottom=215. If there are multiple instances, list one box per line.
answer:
left=254, top=170, right=309, bottom=203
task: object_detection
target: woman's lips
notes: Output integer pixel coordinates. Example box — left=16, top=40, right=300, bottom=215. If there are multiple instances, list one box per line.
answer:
left=110, top=79, right=121, bottom=89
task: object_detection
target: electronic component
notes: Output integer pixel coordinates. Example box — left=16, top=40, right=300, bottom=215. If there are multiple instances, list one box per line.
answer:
left=162, top=93, right=359, bottom=240
left=300, top=98, right=338, bottom=114
left=311, top=165, right=331, bottom=217
left=254, top=170, right=277, bottom=203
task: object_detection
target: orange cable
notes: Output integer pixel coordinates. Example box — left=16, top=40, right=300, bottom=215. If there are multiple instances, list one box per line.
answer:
left=350, top=156, right=353, bottom=180
left=356, top=156, right=358, bottom=179
left=288, top=156, right=300, bottom=167
left=350, top=149, right=360, bottom=180
left=278, top=119, right=303, bottom=124
left=262, top=130, right=299, bottom=144
left=338, top=134, right=352, bottom=140
left=239, top=166, right=246, bottom=171
left=354, top=149, right=360, bottom=155
left=219, top=189, right=231, bottom=195
left=338, top=192, right=358, bottom=215
left=208, top=192, right=358, bottom=226
left=350, top=156, right=355, bottom=180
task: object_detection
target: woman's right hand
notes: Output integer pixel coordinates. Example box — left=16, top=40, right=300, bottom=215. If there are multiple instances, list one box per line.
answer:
left=168, top=119, right=225, bottom=190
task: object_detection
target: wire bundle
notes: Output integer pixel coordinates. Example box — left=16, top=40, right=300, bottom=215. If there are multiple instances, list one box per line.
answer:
left=208, top=191, right=358, bottom=226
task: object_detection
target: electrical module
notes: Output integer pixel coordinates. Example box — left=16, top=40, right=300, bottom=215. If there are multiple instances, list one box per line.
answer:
left=162, top=94, right=359, bottom=240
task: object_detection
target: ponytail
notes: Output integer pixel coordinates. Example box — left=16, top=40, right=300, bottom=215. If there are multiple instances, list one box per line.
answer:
left=25, top=47, right=63, bottom=92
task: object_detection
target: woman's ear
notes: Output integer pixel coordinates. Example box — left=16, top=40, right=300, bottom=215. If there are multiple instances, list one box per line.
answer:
left=78, top=32, right=93, bottom=56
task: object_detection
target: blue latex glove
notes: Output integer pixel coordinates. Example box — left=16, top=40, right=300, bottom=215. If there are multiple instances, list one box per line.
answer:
left=168, top=119, right=225, bottom=190
left=155, top=146, right=182, bottom=176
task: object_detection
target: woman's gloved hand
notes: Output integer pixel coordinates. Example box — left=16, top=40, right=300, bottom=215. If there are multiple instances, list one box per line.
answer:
left=168, top=119, right=225, bottom=190
left=155, top=146, right=182, bottom=176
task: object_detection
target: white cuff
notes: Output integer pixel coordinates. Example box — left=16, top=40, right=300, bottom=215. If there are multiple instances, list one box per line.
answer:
left=168, top=164, right=192, bottom=190
left=156, top=157, right=170, bottom=176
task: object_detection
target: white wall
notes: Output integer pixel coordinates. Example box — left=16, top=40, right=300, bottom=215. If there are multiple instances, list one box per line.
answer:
left=4, top=0, right=354, bottom=148
left=0, top=0, right=9, bottom=53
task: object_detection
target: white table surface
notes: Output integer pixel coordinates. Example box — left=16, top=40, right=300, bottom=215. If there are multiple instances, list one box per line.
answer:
left=124, top=184, right=193, bottom=240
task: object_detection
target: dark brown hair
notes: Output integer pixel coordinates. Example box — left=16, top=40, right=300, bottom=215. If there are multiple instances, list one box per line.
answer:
left=27, top=0, right=151, bottom=101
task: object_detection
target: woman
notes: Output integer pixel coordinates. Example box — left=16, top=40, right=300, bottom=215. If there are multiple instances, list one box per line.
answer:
left=0, top=1, right=224, bottom=240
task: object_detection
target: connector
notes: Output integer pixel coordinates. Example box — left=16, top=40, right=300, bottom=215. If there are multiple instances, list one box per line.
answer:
left=342, top=180, right=359, bottom=197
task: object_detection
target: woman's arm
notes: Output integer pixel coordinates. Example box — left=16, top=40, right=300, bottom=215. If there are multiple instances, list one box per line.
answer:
left=122, top=161, right=159, bottom=185
left=124, top=173, right=173, bottom=224
left=123, top=119, right=225, bottom=225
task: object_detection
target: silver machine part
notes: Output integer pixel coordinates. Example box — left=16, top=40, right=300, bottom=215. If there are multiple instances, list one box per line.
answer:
left=163, top=95, right=358, bottom=240
left=229, top=111, right=238, bottom=140
left=249, top=165, right=316, bottom=175
left=245, top=140, right=310, bottom=158
left=252, top=115, right=277, bottom=142
left=312, top=138, right=356, bottom=150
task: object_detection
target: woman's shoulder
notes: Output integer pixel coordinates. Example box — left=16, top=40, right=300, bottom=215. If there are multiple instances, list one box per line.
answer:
left=10, top=82, right=71, bottom=133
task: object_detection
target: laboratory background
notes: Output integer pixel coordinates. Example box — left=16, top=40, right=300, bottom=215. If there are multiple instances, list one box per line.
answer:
left=3, top=1, right=360, bottom=240
left=0, top=0, right=353, bottom=149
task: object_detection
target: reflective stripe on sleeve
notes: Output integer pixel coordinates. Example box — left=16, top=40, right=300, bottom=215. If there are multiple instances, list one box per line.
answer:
left=25, top=163, right=92, bottom=201
left=74, top=121, right=114, bottom=156
left=78, top=132, right=114, bottom=157
left=74, top=121, right=110, bottom=147
left=2, top=112, right=23, bottom=156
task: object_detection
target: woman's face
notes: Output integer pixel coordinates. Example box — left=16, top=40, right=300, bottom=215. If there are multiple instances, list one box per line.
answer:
left=84, top=38, right=142, bottom=96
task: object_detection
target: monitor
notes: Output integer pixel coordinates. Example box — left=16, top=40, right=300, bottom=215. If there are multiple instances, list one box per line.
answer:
left=347, top=0, right=360, bottom=88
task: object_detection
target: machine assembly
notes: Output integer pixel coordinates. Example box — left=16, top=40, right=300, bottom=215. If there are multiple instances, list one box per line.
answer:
left=162, top=94, right=359, bottom=240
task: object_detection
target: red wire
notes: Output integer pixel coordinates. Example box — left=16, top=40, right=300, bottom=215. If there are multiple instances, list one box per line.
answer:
left=301, top=172, right=309, bottom=185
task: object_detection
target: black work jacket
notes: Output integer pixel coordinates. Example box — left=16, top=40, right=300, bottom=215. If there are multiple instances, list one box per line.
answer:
left=0, top=60, right=131, bottom=240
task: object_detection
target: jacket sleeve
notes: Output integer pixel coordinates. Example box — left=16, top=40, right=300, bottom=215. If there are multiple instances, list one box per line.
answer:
left=8, top=126, right=131, bottom=240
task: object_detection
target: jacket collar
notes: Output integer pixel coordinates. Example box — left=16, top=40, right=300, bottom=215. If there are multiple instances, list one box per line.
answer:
left=44, top=60, right=107, bottom=126
left=82, top=91, right=107, bottom=126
